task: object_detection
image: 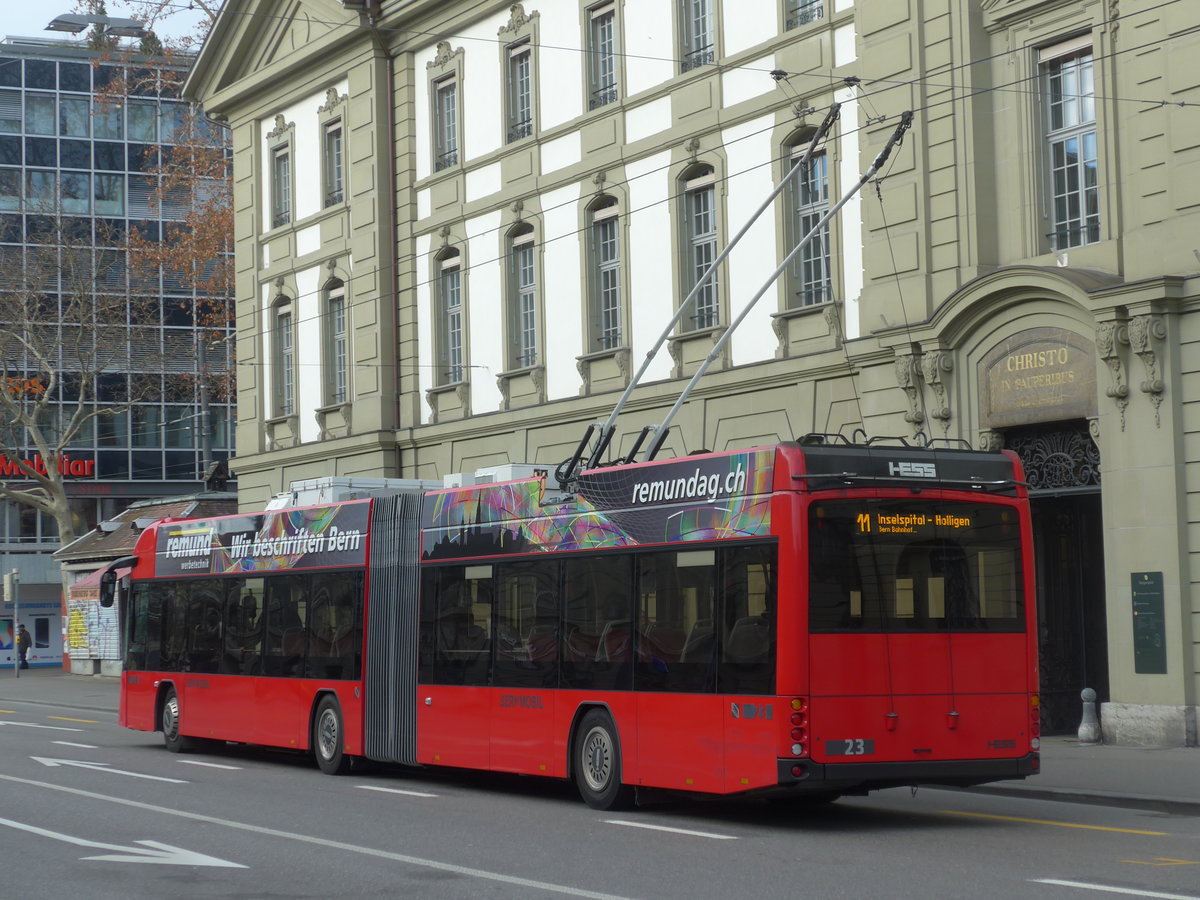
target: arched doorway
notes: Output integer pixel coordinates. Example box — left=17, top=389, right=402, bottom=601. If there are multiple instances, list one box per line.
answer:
left=1004, top=422, right=1108, bottom=734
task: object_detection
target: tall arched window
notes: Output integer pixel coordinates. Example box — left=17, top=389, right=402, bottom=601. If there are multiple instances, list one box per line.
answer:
left=324, top=280, right=348, bottom=405
left=273, top=297, right=295, bottom=416
left=785, top=140, right=832, bottom=308
left=588, top=197, right=622, bottom=350
left=680, top=165, right=718, bottom=331
left=507, top=225, right=538, bottom=368
left=437, top=250, right=464, bottom=384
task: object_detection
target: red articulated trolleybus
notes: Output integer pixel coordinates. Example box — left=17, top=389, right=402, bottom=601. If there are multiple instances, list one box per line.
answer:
left=101, top=436, right=1039, bottom=809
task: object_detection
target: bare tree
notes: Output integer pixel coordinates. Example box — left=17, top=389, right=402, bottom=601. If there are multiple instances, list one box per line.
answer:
left=0, top=226, right=167, bottom=545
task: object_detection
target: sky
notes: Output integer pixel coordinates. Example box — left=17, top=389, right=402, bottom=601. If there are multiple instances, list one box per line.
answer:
left=3, top=3, right=213, bottom=46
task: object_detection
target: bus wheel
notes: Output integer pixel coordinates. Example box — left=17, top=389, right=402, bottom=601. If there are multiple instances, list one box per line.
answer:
left=161, top=688, right=193, bottom=753
left=313, top=695, right=351, bottom=775
left=574, top=710, right=634, bottom=811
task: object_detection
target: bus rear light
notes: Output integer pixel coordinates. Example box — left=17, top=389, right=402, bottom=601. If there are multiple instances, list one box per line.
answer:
left=790, top=698, right=807, bottom=713
left=791, top=727, right=806, bottom=742
left=791, top=765, right=805, bottom=777
left=1030, top=737, right=1040, bottom=750
left=790, top=712, right=804, bottom=726
left=790, top=742, right=806, bottom=757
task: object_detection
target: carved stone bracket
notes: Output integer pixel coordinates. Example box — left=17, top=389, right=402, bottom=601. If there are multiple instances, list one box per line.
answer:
left=771, top=314, right=788, bottom=358
left=425, top=382, right=471, bottom=424
left=496, top=374, right=511, bottom=411
left=977, top=429, right=1005, bottom=452
left=499, top=3, right=538, bottom=35
left=1094, top=320, right=1129, bottom=430
left=577, top=348, right=631, bottom=395
left=894, top=353, right=925, bottom=429
left=822, top=303, right=842, bottom=346
left=496, top=366, right=544, bottom=411
left=667, top=336, right=684, bottom=377
left=316, top=403, right=352, bottom=440
left=266, top=114, right=292, bottom=140
left=428, top=40, right=464, bottom=70
left=1128, top=314, right=1166, bottom=427
left=317, top=87, right=346, bottom=114
left=919, top=350, right=953, bottom=431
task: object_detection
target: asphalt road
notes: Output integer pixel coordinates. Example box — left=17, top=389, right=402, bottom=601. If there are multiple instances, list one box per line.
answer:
left=2, top=694, right=1198, bottom=900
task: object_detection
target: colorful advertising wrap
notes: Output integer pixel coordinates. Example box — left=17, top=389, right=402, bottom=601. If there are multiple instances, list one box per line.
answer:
left=422, top=449, right=775, bottom=560
left=155, top=502, right=370, bottom=578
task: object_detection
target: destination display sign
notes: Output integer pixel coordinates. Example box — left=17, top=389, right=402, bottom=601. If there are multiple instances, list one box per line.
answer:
left=155, top=501, right=370, bottom=578
left=853, top=510, right=974, bottom=535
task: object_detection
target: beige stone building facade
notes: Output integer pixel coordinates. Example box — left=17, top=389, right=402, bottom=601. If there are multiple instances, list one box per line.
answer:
left=186, top=0, right=1199, bottom=745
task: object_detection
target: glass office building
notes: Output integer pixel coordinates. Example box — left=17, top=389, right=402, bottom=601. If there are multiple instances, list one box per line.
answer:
left=0, top=35, right=233, bottom=665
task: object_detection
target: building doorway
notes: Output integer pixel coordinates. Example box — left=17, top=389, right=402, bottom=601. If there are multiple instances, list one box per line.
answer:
left=1005, top=424, right=1109, bottom=734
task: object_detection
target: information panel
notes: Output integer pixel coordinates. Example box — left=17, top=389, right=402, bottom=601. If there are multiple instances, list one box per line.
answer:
left=1131, top=571, right=1167, bottom=675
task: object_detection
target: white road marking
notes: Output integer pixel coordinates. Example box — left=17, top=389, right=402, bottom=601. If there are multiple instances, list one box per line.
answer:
left=32, top=757, right=187, bottom=784
left=178, top=760, right=242, bottom=770
left=604, top=819, right=738, bottom=840
left=0, top=816, right=245, bottom=868
left=52, top=741, right=99, bottom=749
left=0, top=720, right=83, bottom=732
left=0, top=773, right=635, bottom=900
left=1032, top=879, right=1200, bottom=899
left=356, top=784, right=437, bottom=798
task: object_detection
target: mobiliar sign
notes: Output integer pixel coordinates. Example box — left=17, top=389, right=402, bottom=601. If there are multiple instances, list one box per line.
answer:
left=0, top=454, right=96, bottom=478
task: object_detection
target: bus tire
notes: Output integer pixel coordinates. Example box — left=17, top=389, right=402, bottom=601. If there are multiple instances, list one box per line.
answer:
left=161, top=687, right=194, bottom=754
left=574, top=709, right=634, bottom=811
left=313, top=695, right=351, bottom=775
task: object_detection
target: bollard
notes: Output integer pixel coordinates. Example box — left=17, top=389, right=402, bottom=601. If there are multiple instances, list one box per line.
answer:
left=1077, top=687, right=1101, bottom=745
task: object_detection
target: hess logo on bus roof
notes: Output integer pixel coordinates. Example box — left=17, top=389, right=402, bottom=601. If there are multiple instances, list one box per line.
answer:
left=888, top=461, right=936, bottom=478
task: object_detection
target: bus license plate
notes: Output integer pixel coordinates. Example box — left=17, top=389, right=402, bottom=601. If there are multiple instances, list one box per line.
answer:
left=825, top=739, right=875, bottom=756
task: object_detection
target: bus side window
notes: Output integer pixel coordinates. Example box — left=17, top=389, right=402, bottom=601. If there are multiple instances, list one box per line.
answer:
left=562, top=555, right=633, bottom=692
left=717, top=546, right=775, bottom=695
left=185, top=581, right=223, bottom=674
left=161, top=587, right=187, bottom=672
left=492, top=560, right=558, bottom=689
left=418, top=567, right=491, bottom=686
left=305, top=573, right=363, bottom=680
left=221, top=578, right=263, bottom=676
left=263, top=575, right=307, bottom=677
left=636, top=550, right=716, bottom=693
left=126, top=585, right=150, bottom=670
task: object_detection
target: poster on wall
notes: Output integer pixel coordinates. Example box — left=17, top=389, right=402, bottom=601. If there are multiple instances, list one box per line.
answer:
left=67, top=583, right=119, bottom=661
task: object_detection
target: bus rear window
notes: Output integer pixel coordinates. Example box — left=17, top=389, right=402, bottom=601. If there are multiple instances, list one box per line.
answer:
left=808, top=500, right=1024, bottom=632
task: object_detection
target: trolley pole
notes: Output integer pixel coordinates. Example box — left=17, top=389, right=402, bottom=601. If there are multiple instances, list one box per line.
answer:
left=4, top=568, right=19, bottom=678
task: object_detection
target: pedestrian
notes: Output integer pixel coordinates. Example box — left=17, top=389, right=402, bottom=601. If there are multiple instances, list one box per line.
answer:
left=16, top=623, right=30, bottom=669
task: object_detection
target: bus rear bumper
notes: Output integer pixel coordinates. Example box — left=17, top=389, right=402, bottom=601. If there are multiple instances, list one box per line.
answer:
left=777, top=753, right=1039, bottom=790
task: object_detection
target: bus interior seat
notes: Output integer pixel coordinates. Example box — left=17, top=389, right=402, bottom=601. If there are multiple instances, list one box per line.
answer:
left=680, top=619, right=713, bottom=662
left=564, top=627, right=601, bottom=662
left=596, top=620, right=632, bottom=662
left=725, top=616, right=770, bottom=664
left=639, top=625, right=685, bottom=663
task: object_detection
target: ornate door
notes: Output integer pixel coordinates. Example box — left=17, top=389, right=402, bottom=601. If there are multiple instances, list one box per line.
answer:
left=1005, top=424, right=1109, bottom=735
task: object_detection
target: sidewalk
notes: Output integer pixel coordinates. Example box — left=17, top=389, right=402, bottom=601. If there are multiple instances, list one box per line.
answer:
left=2, top=668, right=1197, bottom=814
left=0, top=665, right=119, bottom=714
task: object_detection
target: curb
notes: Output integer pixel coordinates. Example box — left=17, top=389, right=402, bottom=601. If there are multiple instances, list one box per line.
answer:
left=954, top=783, right=1200, bottom=817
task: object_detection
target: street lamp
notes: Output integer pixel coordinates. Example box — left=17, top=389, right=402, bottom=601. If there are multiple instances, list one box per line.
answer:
left=45, top=13, right=149, bottom=39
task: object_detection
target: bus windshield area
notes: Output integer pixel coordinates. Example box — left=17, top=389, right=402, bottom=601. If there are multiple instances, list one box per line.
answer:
left=808, top=499, right=1025, bottom=632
